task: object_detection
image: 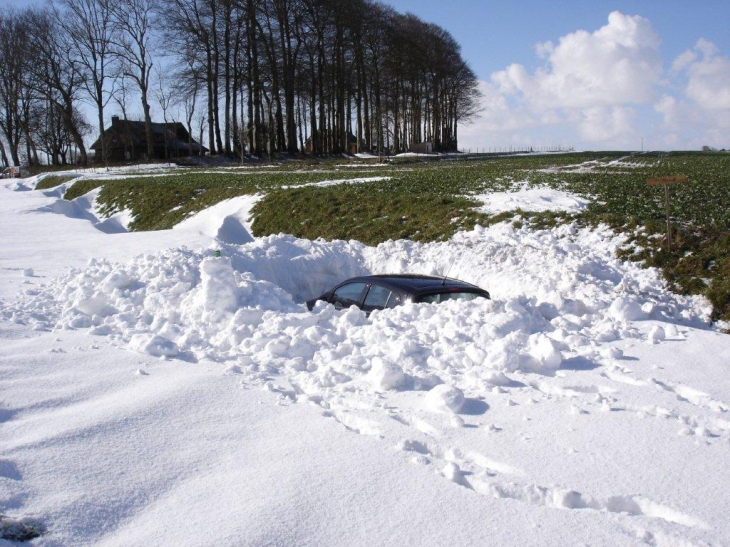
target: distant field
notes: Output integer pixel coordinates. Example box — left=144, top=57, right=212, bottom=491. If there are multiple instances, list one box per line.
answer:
left=55, top=151, right=730, bottom=322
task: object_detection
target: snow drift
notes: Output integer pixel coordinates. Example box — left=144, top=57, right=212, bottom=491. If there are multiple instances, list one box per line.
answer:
left=4, top=222, right=712, bottom=414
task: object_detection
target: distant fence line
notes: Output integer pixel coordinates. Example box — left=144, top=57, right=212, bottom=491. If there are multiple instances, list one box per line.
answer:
left=458, top=145, right=575, bottom=154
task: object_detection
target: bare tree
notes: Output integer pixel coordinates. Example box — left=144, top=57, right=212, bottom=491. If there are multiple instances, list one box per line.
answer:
left=111, top=0, right=157, bottom=159
left=0, top=9, right=29, bottom=166
left=171, top=44, right=205, bottom=157
left=56, top=0, right=116, bottom=166
left=156, top=0, right=221, bottom=155
left=27, top=8, right=90, bottom=165
left=195, top=109, right=206, bottom=156
left=153, top=66, right=174, bottom=160
left=0, top=138, right=9, bottom=168
left=112, top=73, right=133, bottom=120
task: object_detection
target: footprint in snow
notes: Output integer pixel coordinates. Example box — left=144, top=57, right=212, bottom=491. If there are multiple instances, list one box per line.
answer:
left=322, top=409, right=383, bottom=437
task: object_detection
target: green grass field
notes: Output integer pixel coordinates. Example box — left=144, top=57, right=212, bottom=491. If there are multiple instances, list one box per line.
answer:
left=55, top=151, right=730, bottom=322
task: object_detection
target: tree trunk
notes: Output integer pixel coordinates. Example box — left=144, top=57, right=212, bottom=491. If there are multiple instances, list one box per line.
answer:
left=142, top=90, right=154, bottom=159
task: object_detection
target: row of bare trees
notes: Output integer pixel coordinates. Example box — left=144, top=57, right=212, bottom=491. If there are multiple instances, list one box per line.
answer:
left=0, top=0, right=480, bottom=167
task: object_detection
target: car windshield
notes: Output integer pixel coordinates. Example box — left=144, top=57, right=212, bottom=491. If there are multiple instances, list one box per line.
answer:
left=417, top=292, right=485, bottom=304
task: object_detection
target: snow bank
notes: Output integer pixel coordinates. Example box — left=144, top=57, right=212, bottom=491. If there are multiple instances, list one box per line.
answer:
left=3, top=222, right=712, bottom=416
left=174, top=195, right=259, bottom=244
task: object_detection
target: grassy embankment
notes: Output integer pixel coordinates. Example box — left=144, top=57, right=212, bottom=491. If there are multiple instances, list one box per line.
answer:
left=53, top=152, right=729, bottom=322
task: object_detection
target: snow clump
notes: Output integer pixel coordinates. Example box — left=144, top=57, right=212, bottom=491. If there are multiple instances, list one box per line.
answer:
left=425, top=384, right=466, bottom=414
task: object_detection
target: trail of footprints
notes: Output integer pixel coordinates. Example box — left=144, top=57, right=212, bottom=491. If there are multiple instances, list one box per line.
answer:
left=527, top=362, right=730, bottom=441
left=598, top=364, right=730, bottom=439
left=251, top=359, right=725, bottom=540
left=315, top=399, right=710, bottom=538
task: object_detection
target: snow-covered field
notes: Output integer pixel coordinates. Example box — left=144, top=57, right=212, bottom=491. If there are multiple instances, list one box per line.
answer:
left=1, top=169, right=729, bottom=546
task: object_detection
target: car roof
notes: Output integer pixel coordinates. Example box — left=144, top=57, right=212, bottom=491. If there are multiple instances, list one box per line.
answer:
left=340, top=274, right=482, bottom=293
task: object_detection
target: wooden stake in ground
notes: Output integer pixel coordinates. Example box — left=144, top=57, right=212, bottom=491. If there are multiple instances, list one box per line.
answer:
left=646, top=175, right=688, bottom=253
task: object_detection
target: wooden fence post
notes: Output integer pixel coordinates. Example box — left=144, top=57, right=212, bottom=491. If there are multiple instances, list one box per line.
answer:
left=646, top=175, right=689, bottom=253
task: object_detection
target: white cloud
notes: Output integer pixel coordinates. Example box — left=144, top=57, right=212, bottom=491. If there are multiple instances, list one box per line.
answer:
left=679, top=39, right=730, bottom=110
left=671, top=50, right=697, bottom=73
left=649, top=40, right=730, bottom=149
left=573, top=106, right=636, bottom=143
left=654, top=94, right=678, bottom=126
left=460, top=12, right=730, bottom=150
left=493, top=11, right=662, bottom=110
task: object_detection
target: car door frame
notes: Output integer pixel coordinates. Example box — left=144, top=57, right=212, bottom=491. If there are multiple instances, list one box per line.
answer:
left=328, top=281, right=369, bottom=310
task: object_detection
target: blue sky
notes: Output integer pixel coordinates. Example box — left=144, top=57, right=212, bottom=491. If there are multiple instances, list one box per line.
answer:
left=388, top=0, right=730, bottom=150
left=387, top=1, right=730, bottom=76
left=6, top=0, right=729, bottom=151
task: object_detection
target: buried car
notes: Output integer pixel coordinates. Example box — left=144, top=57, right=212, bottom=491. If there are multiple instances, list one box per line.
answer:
left=306, top=274, right=490, bottom=314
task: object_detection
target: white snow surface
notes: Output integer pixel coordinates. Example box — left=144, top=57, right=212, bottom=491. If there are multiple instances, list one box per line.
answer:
left=475, top=183, right=591, bottom=215
left=1, top=172, right=730, bottom=547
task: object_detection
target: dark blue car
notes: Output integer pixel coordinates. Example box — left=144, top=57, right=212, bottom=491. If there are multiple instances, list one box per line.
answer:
left=307, top=274, right=490, bottom=314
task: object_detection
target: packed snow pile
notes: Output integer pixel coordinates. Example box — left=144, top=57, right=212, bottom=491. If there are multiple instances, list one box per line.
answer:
left=4, top=222, right=712, bottom=411
left=474, top=183, right=591, bottom=215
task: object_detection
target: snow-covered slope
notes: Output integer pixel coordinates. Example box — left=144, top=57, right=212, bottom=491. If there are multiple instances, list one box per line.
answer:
left=1, top=174, right=729, bottom=547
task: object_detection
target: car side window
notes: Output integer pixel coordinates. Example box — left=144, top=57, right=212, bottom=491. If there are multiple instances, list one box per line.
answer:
left=385, top=293, right=400, bottom=308
left=362, top=284, right=392, bottom=312
left=331, top=282, right=367, bottom=309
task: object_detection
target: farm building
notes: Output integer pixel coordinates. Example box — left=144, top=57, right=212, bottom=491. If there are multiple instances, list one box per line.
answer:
left=90, top=116, right=207, bottom=162
left=409, top=142, right=433, bottom=154
left=303, top=131, right=358, bottom=155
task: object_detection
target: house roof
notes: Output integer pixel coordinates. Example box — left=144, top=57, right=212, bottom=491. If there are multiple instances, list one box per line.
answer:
left=90, top=118, right=208, bottom=153
left=304, top=131, right=358, bottom=145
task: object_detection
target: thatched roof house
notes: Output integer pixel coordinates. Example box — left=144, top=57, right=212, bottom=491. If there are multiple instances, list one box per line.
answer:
left=90, top=116, right=207, bottom=161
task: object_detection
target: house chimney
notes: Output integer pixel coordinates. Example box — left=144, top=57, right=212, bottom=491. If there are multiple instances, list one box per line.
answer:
left=111, top=115, right=120, bottom=126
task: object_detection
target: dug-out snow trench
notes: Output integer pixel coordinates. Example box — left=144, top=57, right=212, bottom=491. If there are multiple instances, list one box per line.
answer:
left=226, top=234, right=371, bottom=303
left=4, top=222, right=712, bottom=389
